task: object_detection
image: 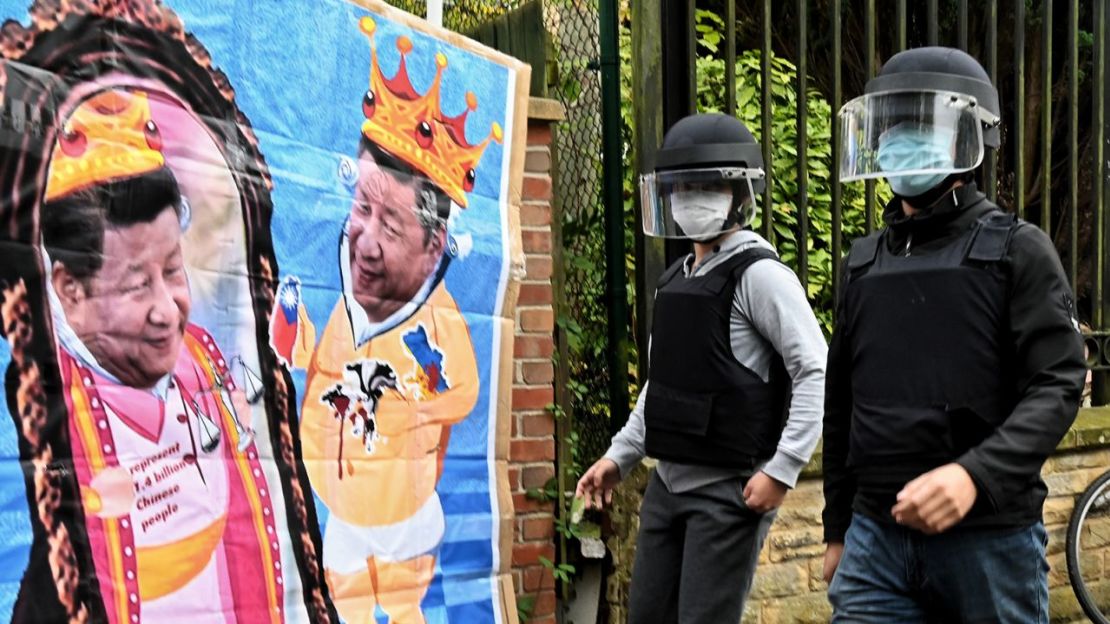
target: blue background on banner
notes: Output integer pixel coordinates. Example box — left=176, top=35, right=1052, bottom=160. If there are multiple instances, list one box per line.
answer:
left=0, top=1, right=512, bottom=622
left=0, top=341, right=32, bottom=619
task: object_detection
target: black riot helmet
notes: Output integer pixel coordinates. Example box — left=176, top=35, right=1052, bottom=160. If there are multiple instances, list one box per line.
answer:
left=641, top=113, right=767, bottom=240
left=838, top=47, right=1001, bottom=196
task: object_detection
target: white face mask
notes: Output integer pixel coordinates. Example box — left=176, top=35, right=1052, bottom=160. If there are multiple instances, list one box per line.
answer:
left=669, top=190, right=733, bottom=241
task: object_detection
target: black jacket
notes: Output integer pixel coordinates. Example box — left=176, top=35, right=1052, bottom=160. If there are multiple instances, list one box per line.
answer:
left=822, top=183, right=1086, bottom=542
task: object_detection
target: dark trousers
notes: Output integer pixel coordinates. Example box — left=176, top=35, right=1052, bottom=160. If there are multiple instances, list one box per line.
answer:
left=829, top=513, right=1049, bottom=623
left=627, top=471, right=775, bottom=624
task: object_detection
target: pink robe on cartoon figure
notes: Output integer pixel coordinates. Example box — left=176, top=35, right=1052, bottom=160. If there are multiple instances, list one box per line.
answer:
left=60, top=324, right=285, bottom=624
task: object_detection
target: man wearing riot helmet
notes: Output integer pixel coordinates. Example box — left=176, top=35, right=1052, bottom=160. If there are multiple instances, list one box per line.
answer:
left=822, top=47, right=1086, bottom=622
left=576, top=113, right=827, bottom=623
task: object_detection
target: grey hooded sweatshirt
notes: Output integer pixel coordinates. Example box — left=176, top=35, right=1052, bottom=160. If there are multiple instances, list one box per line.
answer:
left=603, top=229, right=827, bottom=493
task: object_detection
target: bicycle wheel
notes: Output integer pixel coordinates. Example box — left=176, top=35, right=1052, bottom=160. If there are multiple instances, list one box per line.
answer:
left=1067, top=469, right=1110, bottom=624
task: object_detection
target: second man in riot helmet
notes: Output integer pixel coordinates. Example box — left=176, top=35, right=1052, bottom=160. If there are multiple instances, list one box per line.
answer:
left=577, top=113, right=827, bottom=623
left=823, top=46, right=1085, bottom=622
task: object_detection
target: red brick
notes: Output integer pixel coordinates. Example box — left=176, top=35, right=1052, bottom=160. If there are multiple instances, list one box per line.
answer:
left=523, top=175, right=553, bottom=201
left=511, top=438, right=555, bottom=462
left=513, top=335, right=554, bottom=358
left=512, top=492, right=554, bottom=513
left=521, top=228, right=552, bottom=253
left=518, top=283, right=553, bottom=306
left=532, top=589, right=557, bottom=617
left=512, top=569, right=524, bottom=594
left=513, top=386, right=554, bottom=410
left=512, top=541, right=555, bottom=566
left=522, top=516, right=556, bottom=540
left=522, top=565, right=555, bottom=591
left=526, top=615, right=556, bottom=624
left=525, top=148, right=551, bottom=173
left=522, top=464, right=556, bottom=489
left=521, top=203, right=552, bottom=226
left=525, top=256, right=553, bottom=280
left=527, top=123, right=553, bottom=145
left=520, top=308, right=554, bottom=333
left=521, top=412, right=555, bottom=437
left=522, top=361, right=554, bottom=385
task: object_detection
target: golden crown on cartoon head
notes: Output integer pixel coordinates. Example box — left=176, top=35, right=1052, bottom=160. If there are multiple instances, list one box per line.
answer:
left=357, top=16, right=502, bottom=208
left=45, top=89, right=165, bottom=201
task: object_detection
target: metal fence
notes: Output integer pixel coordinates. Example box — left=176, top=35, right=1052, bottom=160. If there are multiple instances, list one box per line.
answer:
left=632, top=0, right=1110, bottom=407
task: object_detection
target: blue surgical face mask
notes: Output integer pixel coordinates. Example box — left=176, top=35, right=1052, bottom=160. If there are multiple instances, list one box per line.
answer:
left=877, top=124, right=956, bottom=197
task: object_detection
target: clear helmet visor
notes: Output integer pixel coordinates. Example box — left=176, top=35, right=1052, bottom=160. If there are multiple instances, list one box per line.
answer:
left=640, top=167, right=761, bottom=240
left=839, top=90, right=991, bottom=183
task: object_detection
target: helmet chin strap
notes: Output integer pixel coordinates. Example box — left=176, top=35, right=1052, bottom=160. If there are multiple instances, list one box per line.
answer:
left=898, top=171, right=973, bottom=211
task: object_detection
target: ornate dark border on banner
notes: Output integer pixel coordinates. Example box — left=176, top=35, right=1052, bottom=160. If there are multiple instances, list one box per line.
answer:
left=0, top=2, right=333, bottom=622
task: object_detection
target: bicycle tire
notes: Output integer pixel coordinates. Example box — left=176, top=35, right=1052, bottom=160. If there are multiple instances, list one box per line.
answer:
left=1067, top=469, right=1110, bottom=624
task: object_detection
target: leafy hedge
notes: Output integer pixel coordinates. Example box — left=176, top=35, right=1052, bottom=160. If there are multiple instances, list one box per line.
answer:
left=692, top=10, right=886, bottom=334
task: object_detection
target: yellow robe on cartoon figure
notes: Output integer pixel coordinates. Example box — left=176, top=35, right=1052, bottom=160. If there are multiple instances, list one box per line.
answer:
left=300, top=281, right=478, bottom=528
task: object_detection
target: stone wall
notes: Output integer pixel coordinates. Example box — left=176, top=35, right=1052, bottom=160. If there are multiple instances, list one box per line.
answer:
left=1043, top=410, right=1110, bottom=624
left=604, top=409, right=1110, bottom=624
left=509, top=97, right=564, bottom=624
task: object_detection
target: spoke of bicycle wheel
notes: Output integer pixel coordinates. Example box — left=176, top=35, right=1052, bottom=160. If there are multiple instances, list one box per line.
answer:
left=1070, top=473, right=1110, bottom=623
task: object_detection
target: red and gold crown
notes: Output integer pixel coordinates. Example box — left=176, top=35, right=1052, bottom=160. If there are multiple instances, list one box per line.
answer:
left=45, top=88, right=165, bottom=201
left=358, top=16, right=502, bottom=208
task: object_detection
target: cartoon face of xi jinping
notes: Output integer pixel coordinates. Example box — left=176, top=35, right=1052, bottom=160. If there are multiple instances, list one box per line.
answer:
left=45, top=165, right=190, bottom=390
left=347, top=136, right=449, bottom=324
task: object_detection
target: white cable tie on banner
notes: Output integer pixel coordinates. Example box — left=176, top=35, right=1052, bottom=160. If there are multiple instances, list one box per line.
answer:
left=427, top=0, right=443, bottom=27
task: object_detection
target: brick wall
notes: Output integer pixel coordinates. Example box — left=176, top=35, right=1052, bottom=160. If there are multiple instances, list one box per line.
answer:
left=604, top=410, right=1110, bottom=624
left=509, top=98, right=563, bottom=624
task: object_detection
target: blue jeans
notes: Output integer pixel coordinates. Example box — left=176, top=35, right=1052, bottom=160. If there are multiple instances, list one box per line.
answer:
left=828, top=513, right=1049, bottom=623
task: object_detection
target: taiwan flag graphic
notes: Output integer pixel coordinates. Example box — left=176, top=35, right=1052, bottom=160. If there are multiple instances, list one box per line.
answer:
left=403, top=325, right=450, bottom=394
left=270, top=275, right=301, bottom=367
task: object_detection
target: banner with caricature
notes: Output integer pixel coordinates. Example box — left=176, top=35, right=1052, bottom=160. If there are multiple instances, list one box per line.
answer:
left=0, top=1, right=528, bottom=623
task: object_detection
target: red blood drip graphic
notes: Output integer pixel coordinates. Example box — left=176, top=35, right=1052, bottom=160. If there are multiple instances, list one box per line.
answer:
left=337, top=422, right=344, bottom=481
left=329, top=394, right=350, bottom=417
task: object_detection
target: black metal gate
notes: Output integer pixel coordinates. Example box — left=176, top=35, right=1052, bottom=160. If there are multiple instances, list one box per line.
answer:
left=631, top=0, right=1110, bottom=410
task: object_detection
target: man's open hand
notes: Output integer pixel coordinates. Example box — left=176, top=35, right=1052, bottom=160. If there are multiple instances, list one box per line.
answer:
left=575, top=458, right=621, bottom=511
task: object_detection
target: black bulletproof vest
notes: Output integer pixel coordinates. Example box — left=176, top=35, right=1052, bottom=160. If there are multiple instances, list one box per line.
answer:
left=843, top=211, right=1019, bottom=479
left=644, top=248, right=791, bottom=468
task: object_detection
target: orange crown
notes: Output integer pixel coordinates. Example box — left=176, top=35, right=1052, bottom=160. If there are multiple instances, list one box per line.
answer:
left=45, top=89, right=165, bottom=202
left=358, top=16, right=502, bottom=208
